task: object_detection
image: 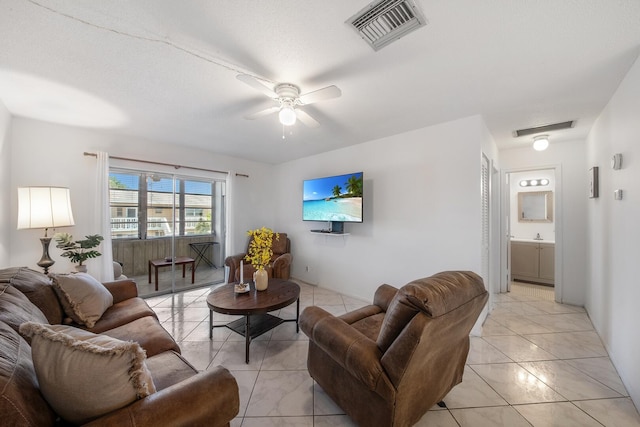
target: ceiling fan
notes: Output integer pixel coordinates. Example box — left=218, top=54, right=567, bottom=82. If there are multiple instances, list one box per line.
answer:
left=237, top=74, right=341, bottom=128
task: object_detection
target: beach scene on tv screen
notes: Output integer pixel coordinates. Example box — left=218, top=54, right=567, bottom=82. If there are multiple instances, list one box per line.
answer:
left=303, top=172, right=363, bottom=222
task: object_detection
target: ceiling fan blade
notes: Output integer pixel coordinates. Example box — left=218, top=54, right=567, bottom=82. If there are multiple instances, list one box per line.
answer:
left=296, top=109, right=320, bottom=128
left=244, top=106, right=280, bottom=120
left=236, top=74, right=277, bottom=98
left=299, top=85, right=342, bottom=105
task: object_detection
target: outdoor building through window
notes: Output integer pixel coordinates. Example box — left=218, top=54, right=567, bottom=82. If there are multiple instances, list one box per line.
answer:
left=109, top=170, right=216, bottom=240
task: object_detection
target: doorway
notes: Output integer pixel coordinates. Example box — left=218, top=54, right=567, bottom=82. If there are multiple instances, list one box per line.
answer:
left=501, top=166, right=562, bottom=302
left=109, top=169, right=227, bottom=296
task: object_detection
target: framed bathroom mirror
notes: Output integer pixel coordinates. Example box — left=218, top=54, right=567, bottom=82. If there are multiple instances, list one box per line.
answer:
left=518, top=191, right=553, bottom=222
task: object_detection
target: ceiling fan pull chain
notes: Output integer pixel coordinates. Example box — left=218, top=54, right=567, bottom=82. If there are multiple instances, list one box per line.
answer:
left=282, top=123, right=286, bottom=140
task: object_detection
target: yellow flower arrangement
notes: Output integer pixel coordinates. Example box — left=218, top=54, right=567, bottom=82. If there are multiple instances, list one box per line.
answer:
left=245, top=227, right=279, bottom=271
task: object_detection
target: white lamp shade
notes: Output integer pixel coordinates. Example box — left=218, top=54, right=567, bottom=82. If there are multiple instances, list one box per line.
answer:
left=278, top=106, right=297, bottom=126
left=17, top=187, right=75, bottom=230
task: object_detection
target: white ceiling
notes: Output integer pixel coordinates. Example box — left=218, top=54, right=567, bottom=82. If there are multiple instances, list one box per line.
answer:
left=1, top=0, right=639, bottom=164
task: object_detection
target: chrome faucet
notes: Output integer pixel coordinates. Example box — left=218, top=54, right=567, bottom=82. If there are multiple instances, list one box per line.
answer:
left=534, top=233, right=542, bottom=240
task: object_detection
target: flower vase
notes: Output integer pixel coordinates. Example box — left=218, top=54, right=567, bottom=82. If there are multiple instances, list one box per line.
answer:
left=254, top=268, right=268, bottom=291
left=75, top=265, right=87, bottom=273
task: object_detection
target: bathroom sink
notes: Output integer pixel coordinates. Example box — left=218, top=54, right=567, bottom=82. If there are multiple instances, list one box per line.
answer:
left=511, top=238, right=555, bottom=244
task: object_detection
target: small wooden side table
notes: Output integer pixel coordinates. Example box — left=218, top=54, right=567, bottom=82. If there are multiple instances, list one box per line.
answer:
left=148, top=256, right=195, bottom=291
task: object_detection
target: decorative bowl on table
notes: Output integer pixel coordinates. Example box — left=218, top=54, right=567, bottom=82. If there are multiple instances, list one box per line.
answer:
left=234, top=283, right=250, bottom=294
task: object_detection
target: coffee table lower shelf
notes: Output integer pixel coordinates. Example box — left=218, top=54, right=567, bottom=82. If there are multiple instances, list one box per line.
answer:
left=211, top=313, right=297, bottom=364
left=226, top=314, right=283, bottom=339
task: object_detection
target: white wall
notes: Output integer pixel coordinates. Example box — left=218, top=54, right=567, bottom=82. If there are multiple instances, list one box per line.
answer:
left=273, top=115, right=493, bottom=302
left=500, top=140, right=587, bottom=305
left=0, top=102, right=11, bottom=267
left=586, top=54, right=640, bottom=409
left=509, top=169, right=556, bottom=241
left=6, top=114, right=500, bottom=302
left=8, top=118, right=275, bottom=272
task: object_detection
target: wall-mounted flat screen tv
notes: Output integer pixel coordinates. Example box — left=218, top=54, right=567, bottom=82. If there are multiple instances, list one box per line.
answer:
left=303, top=172, right=363, bottom=223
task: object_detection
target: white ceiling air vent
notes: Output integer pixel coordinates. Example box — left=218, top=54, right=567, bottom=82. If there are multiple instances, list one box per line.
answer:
left=347, top=0, right=427, bottom=51
left=513, top=121, right=576, bottom=137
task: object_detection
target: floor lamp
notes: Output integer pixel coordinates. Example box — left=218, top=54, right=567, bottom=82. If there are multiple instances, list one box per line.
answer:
left=17, top=187, right=75, bottom=274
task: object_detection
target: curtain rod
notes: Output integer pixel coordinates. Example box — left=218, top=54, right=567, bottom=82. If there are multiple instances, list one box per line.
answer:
left=83, top=152, right=243, bottom=176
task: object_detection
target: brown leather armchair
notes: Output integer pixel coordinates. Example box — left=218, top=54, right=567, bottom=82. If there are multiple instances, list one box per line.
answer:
left=300, top=271, right=488, bottom=427
left=225, top=232, right=292, bottom=283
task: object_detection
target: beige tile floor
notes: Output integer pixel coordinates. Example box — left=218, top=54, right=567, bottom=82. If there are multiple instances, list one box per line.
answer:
left=143, top=281, right=640, bottom=426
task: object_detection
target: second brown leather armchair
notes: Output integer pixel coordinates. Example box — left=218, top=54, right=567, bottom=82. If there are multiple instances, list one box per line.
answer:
left=225, top=232, right=292, bottom=283
left=300, top=271, right=488, bottom=427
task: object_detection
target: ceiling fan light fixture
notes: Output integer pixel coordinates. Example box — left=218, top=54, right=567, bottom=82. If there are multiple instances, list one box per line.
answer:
left=238, top=75, right=340, bottom=129
left=533, top=135, right=549, bottom=151
left=279, top=105, right=297, bottom=126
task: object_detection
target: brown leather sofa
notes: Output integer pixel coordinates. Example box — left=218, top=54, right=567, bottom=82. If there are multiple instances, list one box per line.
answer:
left=300, top=271, right=488, bottom=427
left=225, top=232, right=292, bottom=283
left=0, top=267, right=239, bottom=426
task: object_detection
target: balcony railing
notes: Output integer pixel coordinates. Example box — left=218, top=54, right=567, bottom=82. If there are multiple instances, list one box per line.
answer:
left=111, top=216, right=211, bottom=236
left=112, top=234, right=220, bottom=276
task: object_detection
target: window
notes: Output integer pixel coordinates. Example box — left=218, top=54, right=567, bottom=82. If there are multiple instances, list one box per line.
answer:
left=110, top=172, right=140, bottom=239
left=109, top=170, right=216, bottom=240
left=186, top=208, right=204, bottom=216
left=183, top=180, right=213, bottom=236
left=146, top=176, right=175, bottom=237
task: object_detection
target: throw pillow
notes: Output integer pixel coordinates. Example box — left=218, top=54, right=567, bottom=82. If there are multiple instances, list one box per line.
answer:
left=0, top=266, right=65, bottom=324
left=19, top=322, right=156, bottom=425
left=0, top=284, right=49, bottom=337
left=51, top=273, right=113, bottom=328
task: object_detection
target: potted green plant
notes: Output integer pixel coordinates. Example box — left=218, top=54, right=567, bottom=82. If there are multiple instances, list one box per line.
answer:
left=54, top=233, right=104, bottom=272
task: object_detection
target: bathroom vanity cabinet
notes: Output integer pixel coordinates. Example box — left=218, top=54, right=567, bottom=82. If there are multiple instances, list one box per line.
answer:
left=511, top=241, right=555, bottom=285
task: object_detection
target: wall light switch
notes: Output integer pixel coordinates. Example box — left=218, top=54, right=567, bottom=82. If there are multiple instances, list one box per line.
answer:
left=611, top=153, right=623, bottom=170
left=614, top=189, right=623, bottom=200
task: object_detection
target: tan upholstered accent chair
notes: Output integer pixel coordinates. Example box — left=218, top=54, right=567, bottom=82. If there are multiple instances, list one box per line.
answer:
left=225, top=232, right=292, bottom=283
left=300, top=271, right=488, bottom=427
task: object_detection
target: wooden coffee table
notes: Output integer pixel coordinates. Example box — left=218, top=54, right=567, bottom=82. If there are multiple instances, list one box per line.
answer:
left=207, top=279, right=300, bottom=363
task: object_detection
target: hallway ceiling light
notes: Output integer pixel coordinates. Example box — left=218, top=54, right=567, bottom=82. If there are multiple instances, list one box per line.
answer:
left=533, top=135, right=549, bottom=151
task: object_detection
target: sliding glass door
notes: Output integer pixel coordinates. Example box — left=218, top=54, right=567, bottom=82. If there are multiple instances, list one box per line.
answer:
left=109, top=169, right=226, bottom=296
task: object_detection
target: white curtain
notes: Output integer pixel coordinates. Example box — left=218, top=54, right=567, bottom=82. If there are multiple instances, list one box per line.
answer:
left=94, top=151, right=114, bottom=281
left=224, top=172, right=235, bottom=283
